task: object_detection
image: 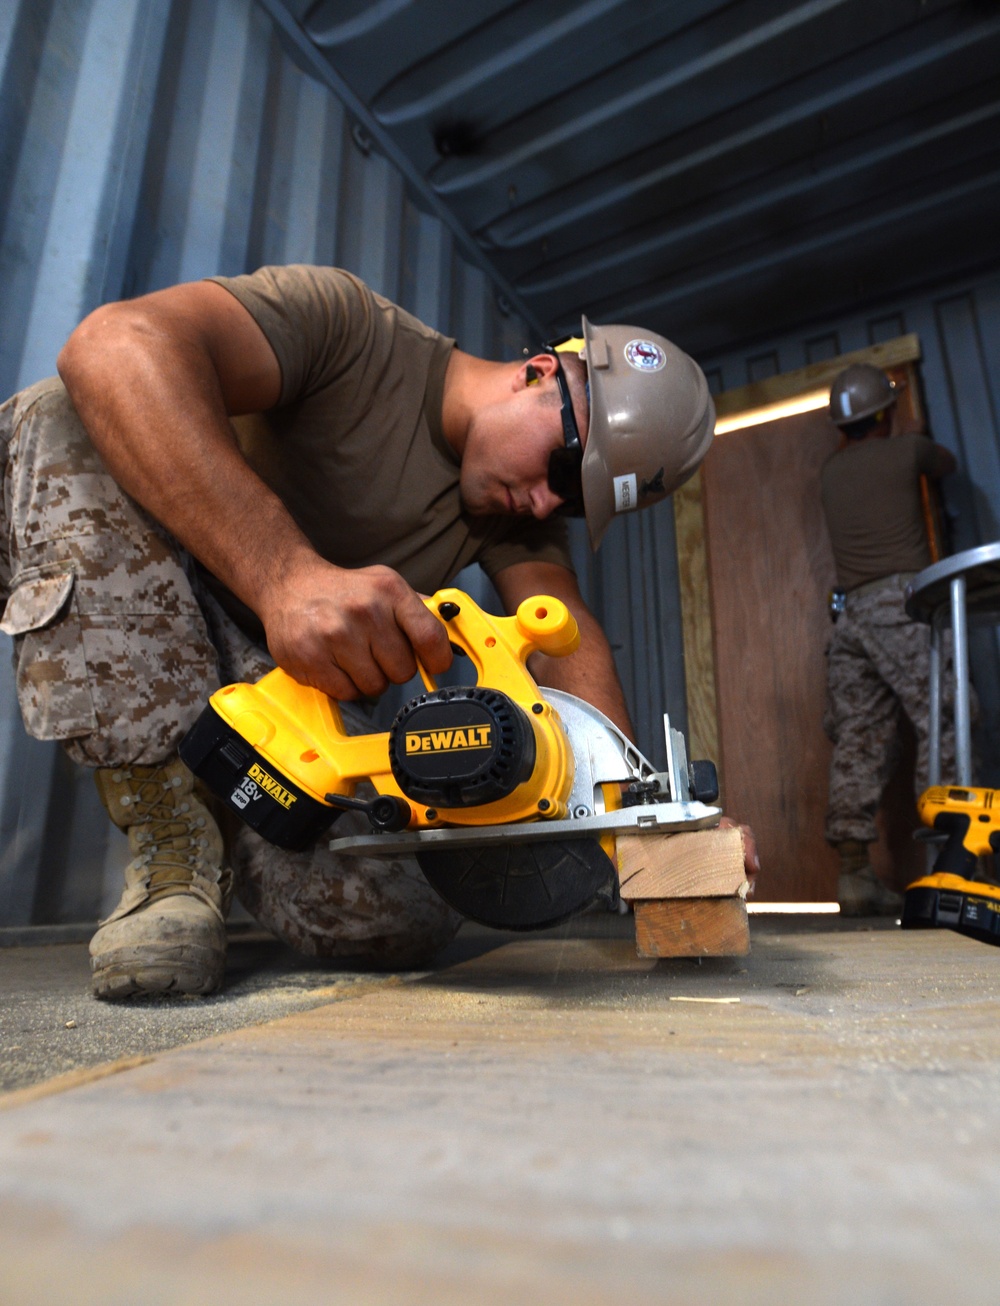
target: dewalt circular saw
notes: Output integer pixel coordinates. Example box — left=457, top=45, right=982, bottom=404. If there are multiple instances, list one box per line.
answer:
left=180, top=589, right=721, bottom=930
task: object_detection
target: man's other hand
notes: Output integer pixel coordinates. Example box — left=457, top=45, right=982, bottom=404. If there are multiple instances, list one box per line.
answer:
left=718, top=816, right=760, bottom=894
left=261, top=561, right=453, bottom=700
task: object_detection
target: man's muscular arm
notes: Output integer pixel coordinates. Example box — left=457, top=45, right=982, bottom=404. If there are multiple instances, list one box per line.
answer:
left=57, top=281, right=451, bottom=699
left=493, top=560, right=635, bottom=739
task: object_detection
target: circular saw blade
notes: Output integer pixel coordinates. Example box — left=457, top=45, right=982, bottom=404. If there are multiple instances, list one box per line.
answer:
left=417, top=837, right=619, bottom=930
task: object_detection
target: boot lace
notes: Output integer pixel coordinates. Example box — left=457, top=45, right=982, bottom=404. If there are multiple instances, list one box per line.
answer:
left=112, top=768, right=222, bottom=897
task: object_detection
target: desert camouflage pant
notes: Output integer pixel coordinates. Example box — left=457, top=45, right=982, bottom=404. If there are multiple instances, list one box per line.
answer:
left=823, top=573, right=958, bottom=846
left=0, top=378, right=461, bottom=966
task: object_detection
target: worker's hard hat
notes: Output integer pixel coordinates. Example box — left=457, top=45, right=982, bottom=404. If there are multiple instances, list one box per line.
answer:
left=567, top=317, right=714, bottom=550
left=829, top=363, right=896, bottom=427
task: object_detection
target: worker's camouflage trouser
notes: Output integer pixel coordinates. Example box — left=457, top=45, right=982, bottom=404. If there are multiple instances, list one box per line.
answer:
left=0, top=378, right=461, bottom=965
left=823, top=573, right=960, bottom=846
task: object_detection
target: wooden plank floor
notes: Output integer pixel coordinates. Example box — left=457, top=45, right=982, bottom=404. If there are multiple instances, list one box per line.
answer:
left=3, top=920, right=1000, bottom=1303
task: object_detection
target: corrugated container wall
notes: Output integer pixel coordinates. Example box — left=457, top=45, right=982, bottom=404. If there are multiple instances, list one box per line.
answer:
left=0, top=0, right=567, bottom=929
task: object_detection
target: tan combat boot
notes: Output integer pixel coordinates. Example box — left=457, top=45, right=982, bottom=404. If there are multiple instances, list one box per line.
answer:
left=89, top=758, right=231, bottom=999
left=837, top=840, right=903, bottom=918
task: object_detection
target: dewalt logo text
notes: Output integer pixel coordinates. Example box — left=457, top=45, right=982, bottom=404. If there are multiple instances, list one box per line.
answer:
left=405, top=726, right=492, bottom=754
left=247, top=762, right=297, bottom=809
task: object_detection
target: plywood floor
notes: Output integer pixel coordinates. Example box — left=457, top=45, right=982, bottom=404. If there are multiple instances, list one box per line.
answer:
left=3, top=917, right=999, bottom=1304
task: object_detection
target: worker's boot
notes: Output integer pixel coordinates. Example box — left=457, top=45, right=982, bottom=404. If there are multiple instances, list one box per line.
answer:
left=837, top=840, right=903, bottom=917
left=89, top=758, right=231, bottom=999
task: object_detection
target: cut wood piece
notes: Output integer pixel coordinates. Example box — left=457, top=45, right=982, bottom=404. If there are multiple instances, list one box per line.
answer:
left=617, top=826, right=746, bottom=901
left=634, top=897, right=750, bottom=958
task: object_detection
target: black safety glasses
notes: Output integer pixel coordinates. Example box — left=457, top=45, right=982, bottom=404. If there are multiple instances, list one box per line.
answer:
left=542, top=343, right=586, bottom=517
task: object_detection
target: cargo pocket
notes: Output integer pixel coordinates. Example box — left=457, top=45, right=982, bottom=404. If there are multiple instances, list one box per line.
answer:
left=0, top=567, right=98, bottom=739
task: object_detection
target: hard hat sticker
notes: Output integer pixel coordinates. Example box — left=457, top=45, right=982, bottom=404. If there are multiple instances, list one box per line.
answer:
left=624, top=339, right=666, bottom=372
left=839, top=391, right=852, bottom=418
left=613, top=473, right=638, bottom=513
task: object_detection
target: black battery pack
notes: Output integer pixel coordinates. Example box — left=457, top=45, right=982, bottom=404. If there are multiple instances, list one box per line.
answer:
left=179, top=703, right=339, bottom=851
left=902, top=881, right=1000, bottom=947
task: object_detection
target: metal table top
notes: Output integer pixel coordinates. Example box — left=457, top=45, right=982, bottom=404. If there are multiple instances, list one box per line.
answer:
left=905, top=542, right=1000, bottom=624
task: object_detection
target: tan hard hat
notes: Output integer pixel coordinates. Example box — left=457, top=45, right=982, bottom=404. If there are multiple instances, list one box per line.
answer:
left=829, top=363, right=896, bottom=426
left=574, top=317, right=715, bottom=550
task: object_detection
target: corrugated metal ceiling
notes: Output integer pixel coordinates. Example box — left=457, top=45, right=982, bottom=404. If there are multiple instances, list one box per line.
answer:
left=267, top=0, right=1000, bottom=355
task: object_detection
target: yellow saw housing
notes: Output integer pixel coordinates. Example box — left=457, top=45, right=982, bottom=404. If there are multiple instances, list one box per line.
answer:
left=180, top=589, right=581, bottom=849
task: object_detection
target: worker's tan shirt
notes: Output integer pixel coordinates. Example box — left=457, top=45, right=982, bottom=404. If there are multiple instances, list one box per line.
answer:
left=820, top=432, right=951, bottom=591
left=208, top=265, right=572, bottom=604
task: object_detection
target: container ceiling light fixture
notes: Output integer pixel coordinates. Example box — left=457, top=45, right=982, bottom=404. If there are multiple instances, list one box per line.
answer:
left=746, top=902, right=841, bottom=914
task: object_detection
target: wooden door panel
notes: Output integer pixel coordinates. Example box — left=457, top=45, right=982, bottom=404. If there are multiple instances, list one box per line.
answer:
left=702, top=408, right=925, bottom=900
left=702, top=412, right=840, bottom=900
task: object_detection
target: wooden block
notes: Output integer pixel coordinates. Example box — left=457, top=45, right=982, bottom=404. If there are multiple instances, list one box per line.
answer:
left=634, top=897, right=750, bottom=958
left=617, top=826, right=747, bottom=901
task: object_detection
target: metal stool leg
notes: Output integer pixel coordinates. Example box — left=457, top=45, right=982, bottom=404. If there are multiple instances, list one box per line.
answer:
left=928, top=613, right=942, bottom=787
left=951, top=574, right=973, bottom=785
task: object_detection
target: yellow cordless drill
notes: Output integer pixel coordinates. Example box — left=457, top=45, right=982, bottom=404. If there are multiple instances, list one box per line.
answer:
left=902, top=786, right=1000, bottom=944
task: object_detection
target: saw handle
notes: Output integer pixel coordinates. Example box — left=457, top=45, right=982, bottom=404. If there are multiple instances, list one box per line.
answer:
left=415, top=590, right=580, bottom=693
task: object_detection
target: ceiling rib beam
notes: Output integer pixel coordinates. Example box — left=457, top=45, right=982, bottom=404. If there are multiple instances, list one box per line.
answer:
left=517, top=98, right=1000, bottom=297
left=432, top=0, right=855, bottom=195
left=373, top=0, right=628, bottom=125
left=303, top=0, right=413, bottom=48
left=485, top=16, right=1000, bottom=249
left=574, top=165, right=1000, bottom=329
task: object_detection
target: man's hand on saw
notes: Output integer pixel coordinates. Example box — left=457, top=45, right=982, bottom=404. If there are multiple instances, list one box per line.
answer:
left=261, top=560, right=453, bottom=701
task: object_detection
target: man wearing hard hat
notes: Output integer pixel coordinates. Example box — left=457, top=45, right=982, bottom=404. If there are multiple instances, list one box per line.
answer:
left=821, top=362, right=958, bottom=916
left=0, top=264, right=722, bottom=997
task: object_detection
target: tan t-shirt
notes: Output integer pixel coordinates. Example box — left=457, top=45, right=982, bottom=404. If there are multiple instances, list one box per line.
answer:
left=820, top=432, right=951, bottom=591
left=207, top=265, right=572, bottom=606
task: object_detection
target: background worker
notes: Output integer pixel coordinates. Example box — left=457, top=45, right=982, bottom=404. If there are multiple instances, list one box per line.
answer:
left=820, top=362, right=958, bottom=916
left=0, top=264, right=730, bottom=998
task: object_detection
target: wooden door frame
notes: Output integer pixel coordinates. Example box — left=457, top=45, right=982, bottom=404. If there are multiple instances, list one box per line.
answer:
left=674, top=333, right=924, bottom=777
